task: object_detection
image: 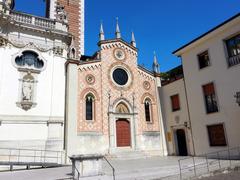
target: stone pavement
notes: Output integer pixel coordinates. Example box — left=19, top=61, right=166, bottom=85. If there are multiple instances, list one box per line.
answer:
left=0, top=156, right=182, bottom=180
left=198, top=171, right=240, bottom=180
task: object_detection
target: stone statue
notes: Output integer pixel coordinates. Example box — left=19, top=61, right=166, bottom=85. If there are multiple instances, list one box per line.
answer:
left=56, top=2, right=68, bottom=24
left=22, top=81, right=33, bottom=101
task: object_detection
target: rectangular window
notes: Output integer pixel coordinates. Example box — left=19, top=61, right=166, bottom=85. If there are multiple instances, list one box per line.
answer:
left=226, top=34, right=240, bottom=66
left=171, top=94, right=180, bottom=112
left=198, top=51, right=210, bottom=69
left=207, top=124, right=227, bottom=146
left=202, top=83, right=218, bottom=114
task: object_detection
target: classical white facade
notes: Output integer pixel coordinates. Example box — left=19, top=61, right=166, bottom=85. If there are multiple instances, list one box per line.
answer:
left=0, top=0, right=84, bottom=151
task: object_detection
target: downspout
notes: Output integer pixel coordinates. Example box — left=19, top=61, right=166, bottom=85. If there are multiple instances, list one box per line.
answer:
left=155, top=74, right=168, bottom=156
left=132, top=92, right=137, bottom=150
left=180, top=56, right=196, bottom=156
left=107, top=91, right=111, bottom=154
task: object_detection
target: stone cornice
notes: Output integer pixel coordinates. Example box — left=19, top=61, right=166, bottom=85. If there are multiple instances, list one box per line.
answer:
left=65, top=59, right=80, bottom=67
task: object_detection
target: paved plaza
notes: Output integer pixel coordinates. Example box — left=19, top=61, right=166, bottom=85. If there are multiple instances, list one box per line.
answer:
left=0, top=156, right=182, bottom=180
left=0, top=156, right=239, bottom=180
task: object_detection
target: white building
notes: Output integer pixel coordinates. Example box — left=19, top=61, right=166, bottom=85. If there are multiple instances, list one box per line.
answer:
left=173, top=13, right=240, bottom=155
left=0, top=0, right=84, bottom=151
left=160, top=67, right=194, bottom=156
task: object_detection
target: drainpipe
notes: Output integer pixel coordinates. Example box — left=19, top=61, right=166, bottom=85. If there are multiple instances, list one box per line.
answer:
left=132, top=92, right=137, bottom=150
left=107, top=90, right=111, bottom=154
left=155, top=73, right=168, bottom=156
left=180, top=56, right=196, bottom=156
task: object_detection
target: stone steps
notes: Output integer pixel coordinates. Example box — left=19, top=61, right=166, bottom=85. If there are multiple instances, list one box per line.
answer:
left=107, top=150, right=163, bottom=160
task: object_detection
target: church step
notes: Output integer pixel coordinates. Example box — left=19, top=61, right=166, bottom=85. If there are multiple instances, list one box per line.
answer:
left=106, top=150, right=162, bottom=160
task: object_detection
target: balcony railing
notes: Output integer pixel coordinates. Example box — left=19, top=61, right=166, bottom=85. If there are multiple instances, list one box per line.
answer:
left=10, top=10, right=57, bottom=30
left=228, top=54, right=240, bottom=67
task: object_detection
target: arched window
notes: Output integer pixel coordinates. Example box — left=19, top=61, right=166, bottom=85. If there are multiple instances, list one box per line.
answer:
left=86, top=94, right=94, bottom=120
left=15, top=51, right=45, bottom=70
left=144, top=99, right=152, bottom=122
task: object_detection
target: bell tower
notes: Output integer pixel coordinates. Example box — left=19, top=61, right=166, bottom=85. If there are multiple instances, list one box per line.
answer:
left=46, top=0, right=85, bottom=56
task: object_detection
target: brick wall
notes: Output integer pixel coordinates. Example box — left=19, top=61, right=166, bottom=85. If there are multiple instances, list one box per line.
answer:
left=57, top=0, right=83, bottom=56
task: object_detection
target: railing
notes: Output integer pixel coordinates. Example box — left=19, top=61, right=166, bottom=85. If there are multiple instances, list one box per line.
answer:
left=0, top=147, right=64, bottom=167
left=10, top=10, right=56, bottom=29
left=103, top=156, right=115, bottom=180
left=178, top=147, right=240, bottom=179
left=228, top=54, right=240, bottom=67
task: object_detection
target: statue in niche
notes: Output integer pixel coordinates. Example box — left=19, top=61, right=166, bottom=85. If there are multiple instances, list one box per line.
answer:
left=22, top=81, right=32, bottom=101
left=22, top=74, right=34, bottom=102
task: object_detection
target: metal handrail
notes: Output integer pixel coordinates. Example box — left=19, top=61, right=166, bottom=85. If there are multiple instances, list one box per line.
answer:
left=0, top=148, right=65, bottom=165
left=0, top=147, right=62, bottom=153
left=178, top=146, right=240, bottom=179
left=103, top=156, right=115, bottom=180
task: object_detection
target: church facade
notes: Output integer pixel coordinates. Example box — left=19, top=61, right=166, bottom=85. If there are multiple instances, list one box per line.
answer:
left=65, top=23, right=167, bottom=156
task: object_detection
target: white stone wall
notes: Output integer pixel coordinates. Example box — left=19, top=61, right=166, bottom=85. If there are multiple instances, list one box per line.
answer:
left=0, top=32, right=66, bottom=151
left=179, top=17, right=240, bottom=155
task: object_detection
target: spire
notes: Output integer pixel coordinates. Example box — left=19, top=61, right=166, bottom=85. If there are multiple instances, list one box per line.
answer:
left=99, top=21, right=105, bottom=41
left=115, top=17, right=121, bottom=39
left=153, top=51, right=160, bottom=73
left=131, top=31, right=136, bottom=47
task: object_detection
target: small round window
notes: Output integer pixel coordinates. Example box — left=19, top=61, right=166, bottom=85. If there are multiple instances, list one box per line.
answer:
left=112, top=68, right=129, bottom=86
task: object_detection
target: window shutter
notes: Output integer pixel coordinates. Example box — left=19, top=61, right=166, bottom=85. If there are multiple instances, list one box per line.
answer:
left=171, top=95, right=180, bottom=111
left=203, top=83, right=215, bottom=96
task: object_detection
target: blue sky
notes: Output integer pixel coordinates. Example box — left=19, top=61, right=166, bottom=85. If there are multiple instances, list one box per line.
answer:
left=15, top=0, right=240, bottom=72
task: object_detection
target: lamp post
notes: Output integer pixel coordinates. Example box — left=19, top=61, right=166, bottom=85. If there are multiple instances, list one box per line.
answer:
left=234, top=92, right=240, bottom=106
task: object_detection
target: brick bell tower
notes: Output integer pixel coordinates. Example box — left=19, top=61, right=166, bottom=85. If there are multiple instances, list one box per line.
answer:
left=46, top=0, right=85, bottom=56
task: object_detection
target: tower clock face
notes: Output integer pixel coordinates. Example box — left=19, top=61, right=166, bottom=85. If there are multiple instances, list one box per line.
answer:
left=114, top=49, right=126, bottom=60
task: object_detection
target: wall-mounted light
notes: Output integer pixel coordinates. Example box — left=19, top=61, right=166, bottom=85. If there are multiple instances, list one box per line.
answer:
left=184, top=121, right=190, bottom=129
left=234, top=92, right=240, bottom=106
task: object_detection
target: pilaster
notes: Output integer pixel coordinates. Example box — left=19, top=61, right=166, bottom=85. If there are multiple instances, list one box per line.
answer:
left=64, top=59, right=79, bottom=161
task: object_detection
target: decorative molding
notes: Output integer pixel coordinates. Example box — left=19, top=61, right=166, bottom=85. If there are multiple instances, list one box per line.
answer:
left=16, top=72, right=38, bottom=111
left=47, top=120, right=64, bottom=126
left=141, top=92, right=156, bottom=104
left=85, top=74, right=95, bottom=85
left=12, top=50, right=47, bottom=72
left=8, top=40, right=53, bottom=52
left=79, top=63, right=101, bottom=72
left=112, top=98, right=134, bottom=114
left=143, top=81, right=151, bottom=90
left=138, top=69, right=155, bottom=81
left=0, top=36, right=8, bottom=47
left=113, top=48, right=127, bottom=61
left=108, top=62, right=134, bottom=91
left=99, top=39, right=138, bottom=57
left=80, top=88, right=100, bottom=101
left=0, top=115, right=64, bottom=121
left=53, top=46, right=63, bottom=56
left=16, top=102, right=37, bottom=111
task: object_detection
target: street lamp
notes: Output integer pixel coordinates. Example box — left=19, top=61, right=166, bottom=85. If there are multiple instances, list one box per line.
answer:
left=234, top=92, right=240, bottom=106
